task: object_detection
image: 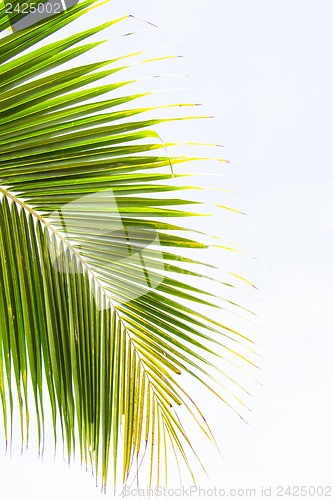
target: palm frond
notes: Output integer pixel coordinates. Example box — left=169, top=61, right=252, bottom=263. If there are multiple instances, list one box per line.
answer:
left=0, top=0, right=256, bottom=490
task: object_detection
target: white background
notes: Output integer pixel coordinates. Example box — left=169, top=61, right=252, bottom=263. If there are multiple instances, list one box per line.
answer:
left=1, top=0, right=333, bottom=498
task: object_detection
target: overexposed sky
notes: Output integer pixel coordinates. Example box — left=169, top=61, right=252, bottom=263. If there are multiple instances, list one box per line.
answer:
left=1, top=0, right=333, bottom=498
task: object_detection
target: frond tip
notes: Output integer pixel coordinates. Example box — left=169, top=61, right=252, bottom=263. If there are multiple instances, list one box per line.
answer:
left=0, top=0, right=256, bottom=490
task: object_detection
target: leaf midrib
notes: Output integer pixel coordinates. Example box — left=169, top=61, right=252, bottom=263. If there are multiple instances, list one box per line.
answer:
left=0, top=185, right=119, bottom=313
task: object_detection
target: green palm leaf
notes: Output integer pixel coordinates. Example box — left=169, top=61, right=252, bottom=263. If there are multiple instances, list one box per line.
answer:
left=0, top=0, right=256, bottom=491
